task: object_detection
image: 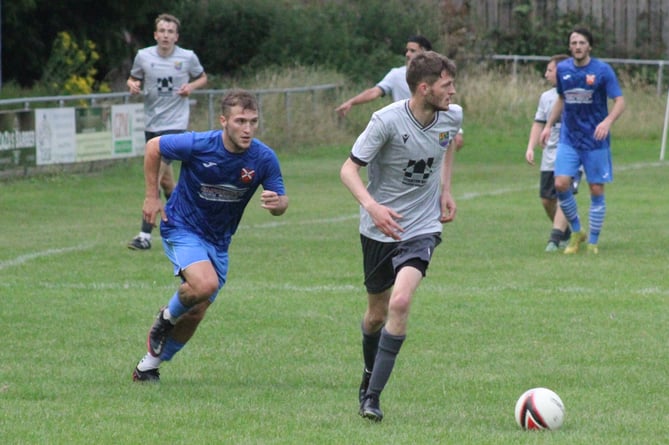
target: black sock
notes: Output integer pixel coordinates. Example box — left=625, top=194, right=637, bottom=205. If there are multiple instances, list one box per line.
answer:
left=368, top=328, right=405, bottom=397
left=362, top=322, right=381, bottom=372
left=562, top=227, right=572, bottom=241
left=549, top=228, right=564, bottom=244
left=141, top=219, right=154, bottom=234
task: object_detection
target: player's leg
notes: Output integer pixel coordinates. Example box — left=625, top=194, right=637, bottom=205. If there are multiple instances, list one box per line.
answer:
left=133, top=230, right=227, bottom=382
left=359, top=290, right=389, bottom=403
left=540, top=171, right=564, bottom=252
left=555, top=143, right=586, bottom=254
left=128, top=132, right=161, bottom=250
left=360, top=234, right=440, bottom=422
left=358, top=235, right=393, bottom=405
left=582, top=148, right=612, bottom=253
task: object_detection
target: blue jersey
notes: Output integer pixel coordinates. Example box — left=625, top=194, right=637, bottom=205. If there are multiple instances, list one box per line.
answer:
left=158, top=131, right=286, bottom=249
left=556, top=57, right=622, bottom=151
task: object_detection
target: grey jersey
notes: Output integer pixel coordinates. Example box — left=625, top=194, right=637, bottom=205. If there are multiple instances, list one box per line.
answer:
left=130, top=45, right=205, bottom=132
left=534, top=87, right=561, bottom=171
left=351, top=100, right=463, bottom=242
left=376, top=66, right=411, bottom=101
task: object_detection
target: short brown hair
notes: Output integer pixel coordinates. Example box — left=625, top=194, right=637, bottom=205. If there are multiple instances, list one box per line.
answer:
left=220, top=89, right=258, bottom=116
left=406, top=51, right=457, bottom=93
left=155, top=13, right=180, bottom=33
left=550, top=54, right=569, bottom=64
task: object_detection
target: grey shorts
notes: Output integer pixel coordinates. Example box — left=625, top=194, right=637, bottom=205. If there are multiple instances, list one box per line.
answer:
left=360, top=233, right=441, bottom=294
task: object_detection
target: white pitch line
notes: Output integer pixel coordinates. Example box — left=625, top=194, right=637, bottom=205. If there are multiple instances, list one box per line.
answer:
left=243, top=159, right=665, bottom=230
left=0, top=244, right=94, bottom=271
left=2, top=160, right=664, bottom=269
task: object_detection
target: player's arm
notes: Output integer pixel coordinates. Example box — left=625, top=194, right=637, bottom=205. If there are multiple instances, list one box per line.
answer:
left=178, top=72, right=208, bottom=97
left=594, top=96, right=625, bottom=141
left=143, top=137, right=166, bottom=226
left=340, top=156, right=404, bottom=240
left=335, top=86, right=384, bottom=117
left=439, top=144, right=456, bottom=223
left=260, top=190, right=289, bottom=216
left=127, top=76, right=142, bottom=95
left=525, top=121, right=545, bottom=165
left=540, top=96, right=563, bottom=146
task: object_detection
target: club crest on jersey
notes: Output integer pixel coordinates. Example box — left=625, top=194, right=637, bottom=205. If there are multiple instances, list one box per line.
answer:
left=586, top=74, right=595, bottom=85
left=439, top=132, right=451, bottom=148
left=174, top=61, right=183, bottom=71
left=240, top=167, right=255, bottom=184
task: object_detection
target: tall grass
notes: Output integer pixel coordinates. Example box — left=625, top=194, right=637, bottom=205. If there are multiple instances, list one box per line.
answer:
left=191, top=64, right=666, bottom=158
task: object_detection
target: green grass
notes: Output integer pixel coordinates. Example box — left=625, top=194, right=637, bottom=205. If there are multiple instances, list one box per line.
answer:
left=0, top=125, right=668, bottom=444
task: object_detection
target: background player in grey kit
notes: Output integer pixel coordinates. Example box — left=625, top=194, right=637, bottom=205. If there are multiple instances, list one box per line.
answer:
left=340, top=51, right=462, bottom=422
left=525, top=54, right=574, bottom=252
left=336, top=35, right=464, bottom=151
left=127, top=13, right=208, bottom=250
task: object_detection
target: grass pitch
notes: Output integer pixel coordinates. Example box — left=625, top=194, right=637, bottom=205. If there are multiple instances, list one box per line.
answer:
left=0, top=129, right=667, bottom=444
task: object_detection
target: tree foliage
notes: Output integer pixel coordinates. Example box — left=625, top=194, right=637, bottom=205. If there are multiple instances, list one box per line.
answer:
left=2, top=0, right=665, bottom=93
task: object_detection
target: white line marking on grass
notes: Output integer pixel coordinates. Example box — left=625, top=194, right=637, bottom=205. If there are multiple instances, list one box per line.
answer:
left=0, top=244, right=94, bottom=271
left=243, top=160, right=665, bottom=230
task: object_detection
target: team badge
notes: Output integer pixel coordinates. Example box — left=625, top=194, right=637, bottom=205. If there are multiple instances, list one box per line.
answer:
left=586, top=74, right=595, bottom=85
left=240, top=167, right=255, bottom=184
left=174, top=61, right=183, bottom=71
left=438, top=132, right=450, bottom=148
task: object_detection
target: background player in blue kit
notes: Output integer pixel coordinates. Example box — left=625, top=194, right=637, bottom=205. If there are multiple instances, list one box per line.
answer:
left=541, top=27, right=625, bottom=255
left=132, top=89, right=289, bottom=382
left=340, top=51, right=462, bottom=421
left=127, top=13, right=208, bottom=250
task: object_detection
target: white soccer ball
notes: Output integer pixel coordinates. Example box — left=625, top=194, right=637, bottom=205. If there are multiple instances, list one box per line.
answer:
left=514, top=387, right=565, bottom=430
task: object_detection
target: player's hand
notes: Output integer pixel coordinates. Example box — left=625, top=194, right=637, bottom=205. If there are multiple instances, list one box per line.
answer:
left=127, top=79, right=141, bottom=95
left=440, top=193, right=456, bottom=223
left=594, top=120, right=611, bottom=141
left=367, top=203, right=404, bottom=240
left=525, top=147, right=535, bottom=165
left=177, top=84, right=192, bottom=97
left=260, top=190, right=281, bottom=210
left=335, top=102, right=352, bottom=118
left=142, top=196, right=166, bottom=227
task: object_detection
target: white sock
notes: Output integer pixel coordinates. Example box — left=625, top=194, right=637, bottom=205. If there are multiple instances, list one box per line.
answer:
left=138, top=232, right=152, bottom=241
left=136, top=353, right=162, bottom=371
left=163, top=307, right=177, bottom=324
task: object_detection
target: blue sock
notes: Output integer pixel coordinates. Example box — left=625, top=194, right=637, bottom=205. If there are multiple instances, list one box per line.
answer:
left=167, top=291, right=190, bottom=319
left=160, top=337, right=185, bottom=362
left=588, top=194, right=606, bottom=244
left=557, top=189, right=581, bottom=233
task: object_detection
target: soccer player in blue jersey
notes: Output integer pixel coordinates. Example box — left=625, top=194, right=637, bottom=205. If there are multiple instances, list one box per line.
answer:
left=132, top=89, right=289, bottom=382
left=540, top=27, right=625, bottom=254
left=341, top=51, right=462, bottom=421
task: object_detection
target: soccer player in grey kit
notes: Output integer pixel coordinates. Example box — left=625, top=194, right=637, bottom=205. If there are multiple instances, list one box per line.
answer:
left=127, top=13, right=208, bottom=250
left=340, top=51, right=462, bottom=422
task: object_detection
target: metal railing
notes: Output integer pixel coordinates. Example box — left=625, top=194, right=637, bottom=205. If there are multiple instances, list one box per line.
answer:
left=0, top=84, right=342, bottom=132
left=491, top=55, right=668, bottom=96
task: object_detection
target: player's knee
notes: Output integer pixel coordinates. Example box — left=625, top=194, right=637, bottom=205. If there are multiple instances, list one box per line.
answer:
left=190, top=278, right=219, bottom=300
left=388, top=294, right=411, bottom=315
left=554, top=178, right=571, bottom=192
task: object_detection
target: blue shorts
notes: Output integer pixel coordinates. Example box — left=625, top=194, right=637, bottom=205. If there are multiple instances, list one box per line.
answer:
left=161, top=226, right=229, bottom=303
left=555, top=143, right=612, bottom=184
